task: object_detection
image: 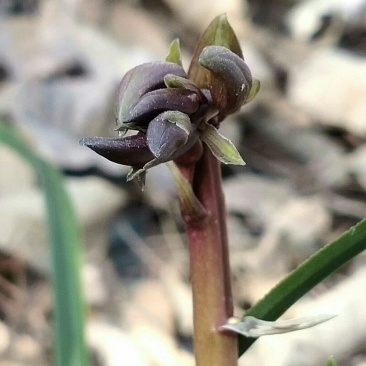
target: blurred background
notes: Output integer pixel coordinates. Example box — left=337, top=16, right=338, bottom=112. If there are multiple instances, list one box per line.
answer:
left=1, top=0, right=366, bottom=365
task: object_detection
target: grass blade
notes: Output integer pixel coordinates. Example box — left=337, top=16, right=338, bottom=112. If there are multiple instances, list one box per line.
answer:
left=238, top=218, right=366, bottom=356
left=0, top=122, right=88, bottom=366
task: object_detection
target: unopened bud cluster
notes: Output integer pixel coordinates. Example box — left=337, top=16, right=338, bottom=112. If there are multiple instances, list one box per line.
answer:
left=81, top=16, right=259, bottom=182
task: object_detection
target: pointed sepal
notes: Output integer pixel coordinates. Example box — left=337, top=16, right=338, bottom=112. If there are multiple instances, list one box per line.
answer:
left=325, top=356, right=338, bottom=366
left=188, top=14, right=243, bottom=88
left=199, top=123, right=245, bottom=165
left=165, top=39, right=182, bottom=66
left=246, top=79, right=260, bottom=103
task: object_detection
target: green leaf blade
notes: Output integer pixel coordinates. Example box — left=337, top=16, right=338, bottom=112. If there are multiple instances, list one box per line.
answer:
left=0, top=122, right=88, bottom=366
left=238, top=218, right=366, bottom=356
left=41, top=161, right=87, bottom=366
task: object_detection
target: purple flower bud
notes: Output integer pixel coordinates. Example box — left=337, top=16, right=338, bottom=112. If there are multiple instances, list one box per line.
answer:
left=122, top=112, right=200, bottom=181
left=123, top=88, right=200, bottom=128
left=81, top=15, right=258, bottom=182
left=146, top=111, right=196, bottom=161
left=115, top=62, right=187, bottom=128
left=199, top=45, right=253, bottom=114
left=80, top=134, right=154, bottom=167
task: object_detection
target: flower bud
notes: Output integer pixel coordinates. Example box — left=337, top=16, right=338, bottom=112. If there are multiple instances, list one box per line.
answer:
left=124, top=111, right=199, bottom=181
left=199, top=45, right=252, bottom=114
left=115, top=61, right=187, bottom=129
left=122, top=88, right=200, bottom=129
left=82, top=15, right=259, bottom=183
left=147, top=111, right=192, bottom=159
left=80, top=134, right=154, bottom=167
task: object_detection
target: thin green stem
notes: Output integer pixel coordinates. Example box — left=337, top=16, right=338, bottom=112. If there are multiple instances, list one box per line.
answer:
left=181, top=146, right=237, bottom=366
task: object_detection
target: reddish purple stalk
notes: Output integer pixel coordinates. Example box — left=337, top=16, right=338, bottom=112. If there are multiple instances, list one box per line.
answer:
left=179, top=146, right=237, bottom=366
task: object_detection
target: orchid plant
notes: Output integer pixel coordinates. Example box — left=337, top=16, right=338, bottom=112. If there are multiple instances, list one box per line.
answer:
left=81, top=16, right=259, bottom=186
left=79, top=14, right=366, bottom=366
left=81, top=15, right=258, bottom=365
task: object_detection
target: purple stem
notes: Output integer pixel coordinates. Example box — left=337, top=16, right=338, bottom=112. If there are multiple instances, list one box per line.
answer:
left=180, top=145, right=237, bottom=366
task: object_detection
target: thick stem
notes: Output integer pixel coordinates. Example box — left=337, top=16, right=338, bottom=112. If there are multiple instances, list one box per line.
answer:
left=182, top=146, right=237, bottom=366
